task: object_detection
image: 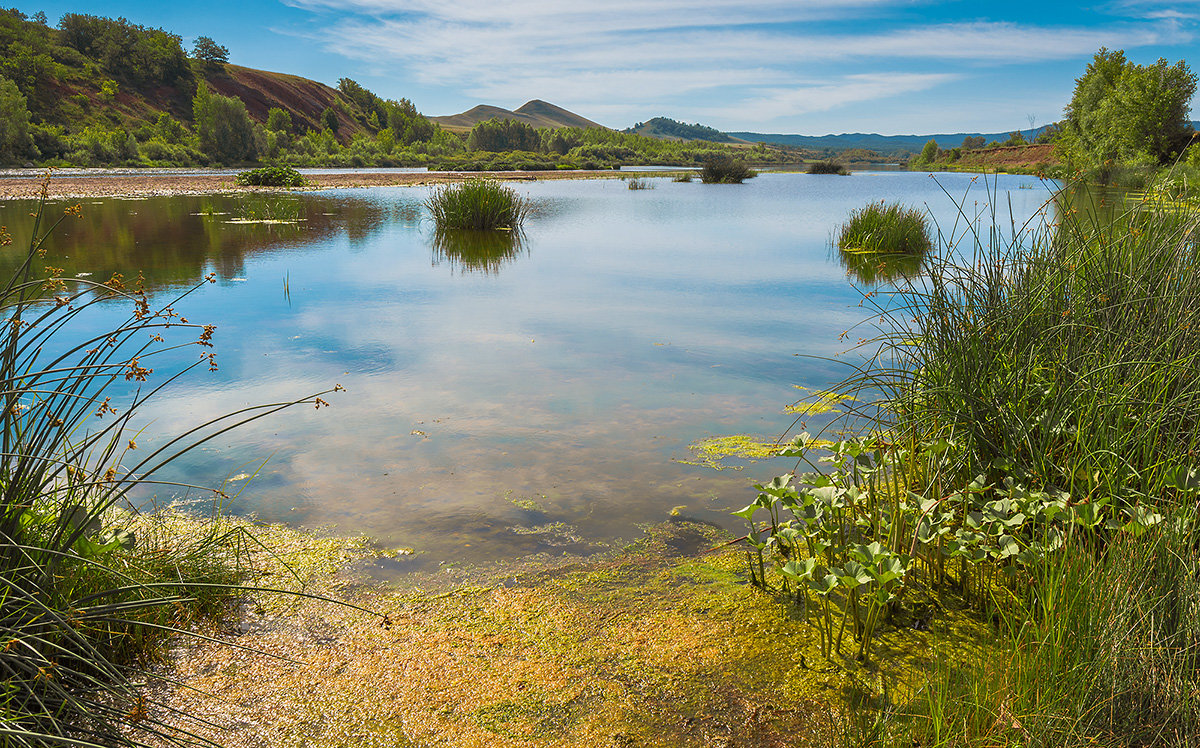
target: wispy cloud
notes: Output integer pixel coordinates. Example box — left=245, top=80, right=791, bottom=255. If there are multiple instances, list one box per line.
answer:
left=280, top=0, right=1193, bottom=130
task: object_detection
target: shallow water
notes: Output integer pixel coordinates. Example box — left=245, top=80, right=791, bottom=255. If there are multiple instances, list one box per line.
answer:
left=0, top=171, right=1055, bottom=569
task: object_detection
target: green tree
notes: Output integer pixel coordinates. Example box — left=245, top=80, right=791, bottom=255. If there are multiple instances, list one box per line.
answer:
left=467, top=118, right=541, bottom=152
left=266, top=107, right=292, bottom=133
left=1060, top=48, right=1196, bottom=167
left=322, top=107, right=339, bottom=133
left=192, top=82, right=256, bottom=163
left=961, top=136, right=985, bottom=150
left=0, top=76, right=32, bottom=163
left=192, top=36, right=228, bottom=66
left=918, top=139, right=939, bottom=164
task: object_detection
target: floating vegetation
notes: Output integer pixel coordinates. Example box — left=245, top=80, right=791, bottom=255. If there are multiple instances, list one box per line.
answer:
left=784, top=387, right=857, bottom=416
left=677, top=433, right=821, bottom=470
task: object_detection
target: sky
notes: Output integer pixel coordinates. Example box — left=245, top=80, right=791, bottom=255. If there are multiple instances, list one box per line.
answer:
left=23, top=0, right=1200, bottom=135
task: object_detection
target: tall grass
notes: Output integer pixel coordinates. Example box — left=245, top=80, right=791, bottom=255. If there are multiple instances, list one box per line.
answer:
left=424, top=179, right=529, bottom=230
left=740, top=176, right=1200, bottom=745
left=836, top=201, right=932, bottom=255
left=0, top=190, right=340, bottom=746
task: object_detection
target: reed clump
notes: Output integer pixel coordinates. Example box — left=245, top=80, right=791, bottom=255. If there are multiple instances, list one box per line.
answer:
left=807, top=160, right=849, bottom=175
left=700, top=156, right=756, bottom=184
left=425, top=179, right=530, bottom=230
left=836, top=201, right=931, bottom=254
left=0, top=192, right=340, bottom=746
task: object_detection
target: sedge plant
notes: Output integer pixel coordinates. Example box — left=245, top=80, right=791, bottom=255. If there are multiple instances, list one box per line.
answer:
left=0, top=187, right=343, bottom=747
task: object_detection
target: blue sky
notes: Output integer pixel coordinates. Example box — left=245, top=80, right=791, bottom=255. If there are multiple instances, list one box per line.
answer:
left=24, top=0, right=1200, bottom=134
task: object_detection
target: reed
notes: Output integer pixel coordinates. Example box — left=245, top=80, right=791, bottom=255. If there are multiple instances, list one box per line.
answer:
left=808, top=160, right=849, bottom=175
left=424, top=179, right=530, bottom=230
left=700, top=156, right=756, bottom=184
left=0, top=192, right=340, bottom=746
left=836, top=201, right=931, bottom=255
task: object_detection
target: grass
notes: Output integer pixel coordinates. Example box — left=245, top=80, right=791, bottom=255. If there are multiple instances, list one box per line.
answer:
left=424, top=179, right=530, bottom=231
left=700, top=156, right=756, bottom=184
left=808, top=160, right=850, bottom=175
left=836, top=201, right=932, bottom=255
left=625, top=177, right=653, bottom=190
left=737, top=175, right=1200, bottom=746
left=0, top=185, right=341, bottom=746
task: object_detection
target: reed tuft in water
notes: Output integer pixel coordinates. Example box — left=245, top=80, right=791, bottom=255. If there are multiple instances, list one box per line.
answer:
left=836, top=201, right=931, bottom=254
left=425, top=179, right=530, bottom=230
left=700, top=156, right=756, bottom=184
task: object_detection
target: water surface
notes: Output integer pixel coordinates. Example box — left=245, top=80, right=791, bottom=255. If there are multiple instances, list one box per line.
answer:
left=0, top=171, right=1055, bottom=568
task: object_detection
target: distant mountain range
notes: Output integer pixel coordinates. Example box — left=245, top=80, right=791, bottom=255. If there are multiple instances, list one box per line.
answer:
left=429, top=100, right=604, bottom=132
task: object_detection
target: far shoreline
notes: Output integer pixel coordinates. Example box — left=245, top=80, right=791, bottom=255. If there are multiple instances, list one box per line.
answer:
left=0, top=167, right=667, bottom=200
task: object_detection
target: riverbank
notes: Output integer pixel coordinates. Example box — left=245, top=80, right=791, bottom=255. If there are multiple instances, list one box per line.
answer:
left=0, top=168, right=645, bottom=200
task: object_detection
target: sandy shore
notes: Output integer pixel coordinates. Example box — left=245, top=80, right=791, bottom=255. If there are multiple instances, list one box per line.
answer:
left=0, top=169, right=629, bottom=200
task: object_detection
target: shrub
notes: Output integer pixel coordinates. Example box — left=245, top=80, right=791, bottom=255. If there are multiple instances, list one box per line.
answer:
left=807, top=160, right=848, bottom=175
left=235, top=165, right=307, bottom=187
left=700, top=155, right=756, bottom=183
left=836, top=201, right=931, bottom=254
left=425, top=179, right=529, bottom=230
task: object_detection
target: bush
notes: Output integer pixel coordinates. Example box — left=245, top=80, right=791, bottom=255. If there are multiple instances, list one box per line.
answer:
left=837, top=201, right=931, bottom=254
left=700, top=155, right=756, bottom=183
left=807, top=160, right=848, bottom=175
left=235, top=165, right=307, bottom=187
left=425, top=179, right=529, bottom=230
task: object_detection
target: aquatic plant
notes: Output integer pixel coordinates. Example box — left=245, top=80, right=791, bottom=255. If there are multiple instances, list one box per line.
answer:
left=740, top=176, right=1200, bottom=742
left=836, top=201, right=931, bottom=255
left=625, top=177, right=653, bottom=190
left=700, top=156, right=756, bottom=184
left=807, top=160, right=849, bottom=175
left=425, top=179, right=530, bottom=231
left=234, top=165, right=307, bottom=187
left=0, top=191, right=341, bottom=745
left=672, top=173, right=693, bottom=183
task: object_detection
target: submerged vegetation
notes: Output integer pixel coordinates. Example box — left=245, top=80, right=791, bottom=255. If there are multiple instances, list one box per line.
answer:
left=738, top=176, right=1200, bottom=745
left=425, top=179, right=530, bottom=231
left=837, top=201, right=932, bottom=255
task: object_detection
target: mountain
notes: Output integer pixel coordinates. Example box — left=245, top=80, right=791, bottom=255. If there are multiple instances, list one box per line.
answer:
left=624, top=117, right=733, bottom=143
left=724, top=127, right=1061, bottom=156
left=430, top=100, right=605, bottom=132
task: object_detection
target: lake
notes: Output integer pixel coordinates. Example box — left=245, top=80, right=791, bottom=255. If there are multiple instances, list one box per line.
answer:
left=0, top=171, right=1054, bottom=571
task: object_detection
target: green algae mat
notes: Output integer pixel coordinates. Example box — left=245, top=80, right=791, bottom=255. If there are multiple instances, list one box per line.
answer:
left=146, top=521, right=994, bottom=748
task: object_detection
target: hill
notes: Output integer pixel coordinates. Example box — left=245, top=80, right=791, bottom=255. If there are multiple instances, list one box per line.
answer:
left=624, top=117, right=733, bottom=143
left=430, top=100, right=605, bottom=133
left=723, top=128, right=1062, bottom=156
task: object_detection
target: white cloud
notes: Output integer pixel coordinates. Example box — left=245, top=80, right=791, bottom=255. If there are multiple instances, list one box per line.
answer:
left=280, top=0, right=1193, bottom=129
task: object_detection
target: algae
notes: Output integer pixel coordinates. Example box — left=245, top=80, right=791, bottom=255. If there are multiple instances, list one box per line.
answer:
left=143, top=520, right=997, bottom=748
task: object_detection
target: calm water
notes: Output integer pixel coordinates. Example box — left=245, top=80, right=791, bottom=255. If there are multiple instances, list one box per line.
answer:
left=0, top=171, right=1054, bottom=569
